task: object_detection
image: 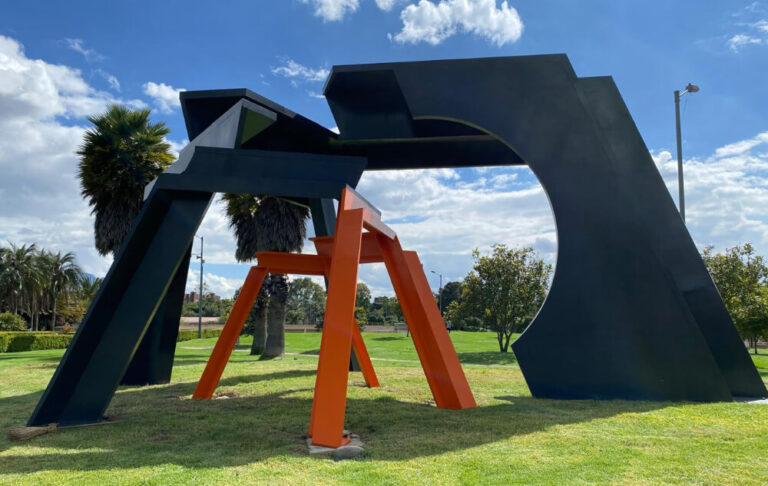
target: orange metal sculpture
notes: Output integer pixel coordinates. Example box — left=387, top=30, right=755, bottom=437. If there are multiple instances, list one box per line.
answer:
left=193, top=187, right=476, bottom=447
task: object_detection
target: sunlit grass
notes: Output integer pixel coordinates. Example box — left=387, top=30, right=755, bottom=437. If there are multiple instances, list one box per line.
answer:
left=1, top=332, right=766, bottom=485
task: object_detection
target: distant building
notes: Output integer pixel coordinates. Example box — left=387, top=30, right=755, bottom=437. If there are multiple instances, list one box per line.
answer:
left=184, top=291, right=221, bottom=303
left=184, top=292, right=199, bottom=303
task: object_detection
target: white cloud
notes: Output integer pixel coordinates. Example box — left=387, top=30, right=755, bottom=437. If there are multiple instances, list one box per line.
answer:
left=714, top=133, right=768, bottom=157
left=166, top=138, right=188, bottom=160
left=94, top=68, right=120, bottom=91
left=142, top=81, right=185, bottom=113
left=271, top=59, right=329, bottom=82
left=186, top=268, right=244, bottom=299
left=726, top=6, right=768, bottom=52
left=301, top=0, right=360, bottom=21
left=392, top=0, right=523, bottom=46
left=352, top=166, right=555, bottom=294
left=375, top=0, right=404, bottom=11
left=63, top=38, right=105, bottom=62
left=653, top=131, right=768, bottom=252
left=0, top=35, right=150, bottom=276
left=728, top=33, right=764, bottom=52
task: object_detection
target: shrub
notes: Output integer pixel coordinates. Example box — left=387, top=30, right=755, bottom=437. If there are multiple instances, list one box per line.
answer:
left=176, top=329, right=222, bottom=342
left=0, top=312, right=26, bottom=331
left=60, top=324, right=77, bottom=334
left=0, top=332, right=73, bottom=353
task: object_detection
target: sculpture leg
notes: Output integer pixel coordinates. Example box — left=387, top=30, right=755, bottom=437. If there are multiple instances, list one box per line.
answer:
left=308, top=208, right=364, bottom=448
left=310, top=197, right=362, bottom=373
left=378, top=236, right=476, bottom=410
left=193, top=266, right=268, bottom=399
left=28, top=189, right=213, bottom=426
left=351, top=321, right=379, bottom=387
left=122, top=248, right=191, bottom=385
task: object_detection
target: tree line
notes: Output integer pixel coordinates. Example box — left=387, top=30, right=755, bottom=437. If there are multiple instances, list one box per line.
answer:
left=0, top=243, right=100, bottom=331
left=439, top=242, right=768, bottom=354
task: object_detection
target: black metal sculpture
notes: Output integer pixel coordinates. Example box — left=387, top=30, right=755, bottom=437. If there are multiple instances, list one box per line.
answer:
left=29, top=55, right=766, bottom=428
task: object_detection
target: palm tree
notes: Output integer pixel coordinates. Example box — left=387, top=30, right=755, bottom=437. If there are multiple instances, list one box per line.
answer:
left=77, top=105, right=174, bottom=256
left=222, top=194, right=309, bottom=358
left=42, top=251, right=83, bottom=330
left=0, top=243, right=41, bottom=321
left=78, top=275, right=103, bottom=304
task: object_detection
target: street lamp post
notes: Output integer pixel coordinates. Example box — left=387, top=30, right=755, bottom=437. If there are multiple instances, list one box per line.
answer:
left=674, top=82, right=700, bottom=224
left=430, top=270, right=443, bottom=316
left=195, top=235, right=204, bottom=339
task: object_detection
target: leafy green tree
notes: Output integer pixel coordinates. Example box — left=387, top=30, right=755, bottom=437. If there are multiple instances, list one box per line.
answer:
left=702, top=244, right=768, bottom=354
left=460, top=245, right=551, bottom=352
left=440, top=281, right=462, bottom=311
left=78, top=105, right=174, bottom=256
left=0, top=312, right=26, bottom=331
left=370, top=296, right=403, bottom=324
left=356, top=282, right=371, bottom=312
left=354, top=306, right=368, bottom=327
left=286, top=277, right=325, bottom=325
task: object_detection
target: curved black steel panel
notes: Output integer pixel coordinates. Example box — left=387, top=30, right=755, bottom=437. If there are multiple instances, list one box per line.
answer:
left=326, top=55, right=766, bottom=401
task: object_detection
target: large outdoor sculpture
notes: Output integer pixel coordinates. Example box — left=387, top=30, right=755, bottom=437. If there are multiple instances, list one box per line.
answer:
left=28, top=56, right=767, bottom=441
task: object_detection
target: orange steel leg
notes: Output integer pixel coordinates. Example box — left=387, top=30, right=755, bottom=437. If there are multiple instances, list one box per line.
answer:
left=351, top=321, right=379, bottom=388
left=308, top=208, right=365, bottom=447
left=193, top=266, right=268, bottom=399
left=378, top=235, right=476, bottom=410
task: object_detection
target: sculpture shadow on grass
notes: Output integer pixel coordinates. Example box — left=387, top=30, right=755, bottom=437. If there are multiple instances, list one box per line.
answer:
left=0, top=371, right=668, bottom=473
left=456, top=352, right=518, bottom=366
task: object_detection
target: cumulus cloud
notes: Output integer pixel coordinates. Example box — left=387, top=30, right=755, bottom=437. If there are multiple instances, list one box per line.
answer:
left=271, top=59, right=329, bottom=82
left=301, top=0, right=360, bottom=21
left=186, top=268, right=244, bottom=298
left=142, top=81, right=185, bottom=113
left=300, top=0, right=405, bottom=21
left=653, top=131, right=768, bottom=251
left=375, top=0, right=404, bottom=11
left=391, top=0, right=523, bottom=46
left=0, top=35, right=147, bottom=275
left=726, top=6, right=768, bottom=52
left=299, top=0, right=523, bottom=47
left=63, top=38, right=105, bottom=62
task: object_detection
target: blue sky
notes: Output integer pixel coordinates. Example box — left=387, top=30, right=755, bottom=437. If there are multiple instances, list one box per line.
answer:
left=1, top=0, right=767, bottom=297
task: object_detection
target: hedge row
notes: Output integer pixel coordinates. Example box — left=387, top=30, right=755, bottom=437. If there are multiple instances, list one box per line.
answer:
left=0, top=332, right=74, bottom=353
left=0, top=328, right=222, bottom=353
left=177, top=329, right=222, bottom=342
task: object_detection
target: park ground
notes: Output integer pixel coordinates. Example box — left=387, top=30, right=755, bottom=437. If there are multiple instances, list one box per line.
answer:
left=1, top=332, right=767, bottom=485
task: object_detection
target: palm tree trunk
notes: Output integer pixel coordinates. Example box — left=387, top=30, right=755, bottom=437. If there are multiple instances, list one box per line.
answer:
left=261, top=273, right=287, bottom=359
left=249, top=282, right=269, bottom=355
left=250, top=304, right=268, bottom=355
left=51, top=291, right=58, bottom=331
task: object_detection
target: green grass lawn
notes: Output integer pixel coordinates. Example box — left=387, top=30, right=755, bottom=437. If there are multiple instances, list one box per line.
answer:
left=1, top=331, right=767, bottom=485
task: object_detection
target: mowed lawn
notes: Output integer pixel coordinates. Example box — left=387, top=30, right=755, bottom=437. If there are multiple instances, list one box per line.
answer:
left=1, top=331, right=767, bottom=485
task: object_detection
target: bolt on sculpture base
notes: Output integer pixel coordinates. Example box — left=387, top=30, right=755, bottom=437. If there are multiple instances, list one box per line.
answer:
left=28, top=54, right=766, bottom=431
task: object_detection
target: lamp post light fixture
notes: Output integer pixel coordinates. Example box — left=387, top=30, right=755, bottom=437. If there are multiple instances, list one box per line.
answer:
left=430, top=270, right=443, bottom=316
left=674, top=82, right=700, bottom=224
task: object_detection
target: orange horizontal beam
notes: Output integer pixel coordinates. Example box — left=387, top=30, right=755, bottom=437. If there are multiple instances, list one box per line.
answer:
left=312, top=233, right=383, bottom=263
left=255, top=252, right=329, bottom=275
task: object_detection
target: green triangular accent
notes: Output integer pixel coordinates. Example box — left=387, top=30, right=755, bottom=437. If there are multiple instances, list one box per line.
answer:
left=239, top=108, right=275, bottom=145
